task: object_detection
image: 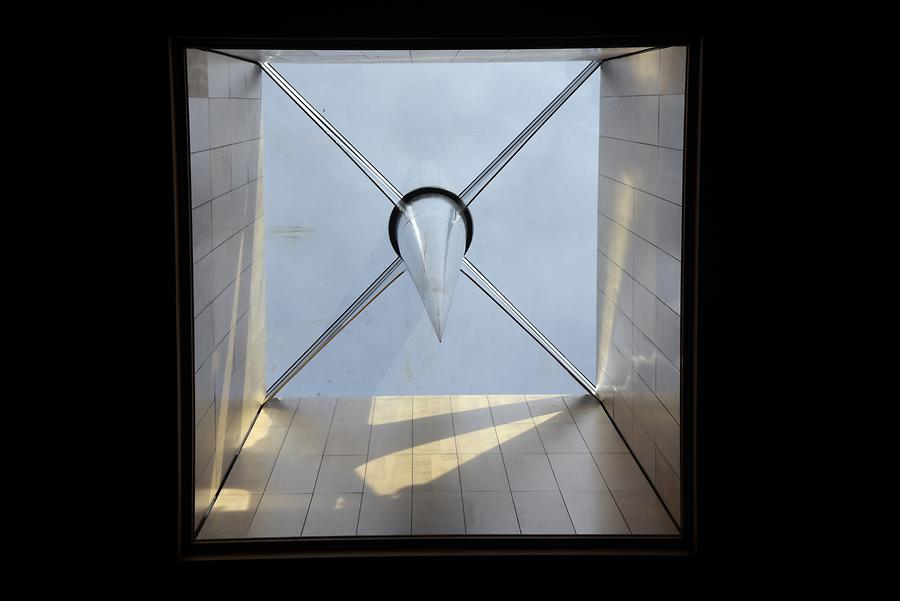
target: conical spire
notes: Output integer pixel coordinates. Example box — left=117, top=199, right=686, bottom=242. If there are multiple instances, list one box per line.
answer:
left=393, top=190, right=469, bottom=342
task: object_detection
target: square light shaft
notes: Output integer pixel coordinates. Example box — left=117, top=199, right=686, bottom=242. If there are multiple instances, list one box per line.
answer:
left=261, top=59, right=600, bottom=397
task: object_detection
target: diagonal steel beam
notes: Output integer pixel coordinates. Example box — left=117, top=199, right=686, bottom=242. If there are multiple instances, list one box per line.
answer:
left=265, top=257, right=407, bottom=402
left=259, top=62, right=405, bottom=210
left=458, top=60, right=600, bottom=207
left=461, top=257, right=598, bottom=397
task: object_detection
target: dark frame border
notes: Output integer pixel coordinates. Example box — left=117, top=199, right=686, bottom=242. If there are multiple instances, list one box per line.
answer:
left=170, top=33, right=703, bottom=560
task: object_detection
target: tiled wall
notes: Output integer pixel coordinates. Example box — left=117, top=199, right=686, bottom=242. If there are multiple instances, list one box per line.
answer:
left=187, top=49, right=267, bottom=530
left=595, top=47, right=685, bottom=526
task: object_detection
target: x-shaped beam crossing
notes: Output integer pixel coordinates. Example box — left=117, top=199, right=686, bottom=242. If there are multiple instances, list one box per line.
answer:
left=261, top=59, right=600, bottom=402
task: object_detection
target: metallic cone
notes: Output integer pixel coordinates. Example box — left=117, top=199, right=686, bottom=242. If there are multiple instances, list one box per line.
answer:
left=394, top=191, right=468, bottom=342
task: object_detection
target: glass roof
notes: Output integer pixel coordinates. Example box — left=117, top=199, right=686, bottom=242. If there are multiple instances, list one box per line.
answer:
left=263, top=59, right=599, bottom=395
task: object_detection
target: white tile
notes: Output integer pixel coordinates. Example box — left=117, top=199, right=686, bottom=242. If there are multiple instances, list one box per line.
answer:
left=562, top=490, right=629, bottom=534
left=192, top=202, right=212, bottom=260
left=503, top=454, right=558, bottom=491
left=463, top=491, right=519, bottom=534
left=513, top=491, right=574, bottom=534
left=257, top=397, right=298, bottom=426
left=600, top=96, right=634, bottom=140
left=656, top=147, right=684, bottom=205
left=537, top=423, right=590, bottom=453
left=362, top=453, right=412, bottom=495
left=368, top=421, right=412, bottom=456
left=198, top=494, right=261, bottom=539
left=302, top=493, right=361, bottom=536
left=563, top=394, right=611, bottom=425
left=357, top=492, right=411, bottom=535
left=547, top=453, right=609, bottom=492
left=577, top=422, right=629, bottom=453
left=656, top=299, right=680, bottom=367
left=526, top=394, right=573, bottom=424
left=458, top=454, right=509, bottom=491
left=634, top=96, right=659, bottom=145
left=211, top=190, right=235, bottom=248
left=592, top=452, right=653, bottom=493
left=228, top=58, right=249, bottom=98
left=632, top=281, right=656, bottom=339
left=654, top=448, right=681, bottom=526
left=247, top=493, right=311, bottom=538
left=241, top=424, right=288, bottom=456
left=314, top=455, right=366, bottom=493
left=193, top=303, right=214, bottom=368
left=635, top=190, right=682, bottom=260
left=495, top=422, right=545, bottom=453
left=293, top=397, right=336, bottom=428
left=488, top=395, right=532, bottom=426
left=324, top=424, right=371, bottom=455
left=652, top=404, right=680, bottom=477
left=332, top=396, right=375, bottom=426
left=194, top=355, right=214, bottom=426
left=194, top=403, right=215, bottom=475
left=598, top=245, right=634, bottom=319
left=188, top=98, right=209, bottom=152
left=208, top=99, right=233, bottom=148
left=207, top=52, right=230, bottom=97
left=209, top=145, right=232, bottom=201
left=633, top=326, right=657, bottom=390
left=659, top=94, right=685, bottom=150
left=190, top=150, right=211, bottom=208
left=211, top=281, right=236, bottom=346
left=221, top=453, right=277, bottom=494
left=412, top=454, right=460, bottom=492
left=230, top=141, right=250, bottom=189
left=630, top=413, right=656, bottom=480
left=412, top=415, right=456, bottom=454
left=412, top=491, right=464, bottom=534
left=265, top=454, right=321, bottom=494
left=454, top=426, right=500, bottom=454
left=598, top=214, right=635, bottom=274
left=597, top=175, right=634, bottom=230
left=612, top=489, right=678, bottom=534
left=656, top=353, right=680, bottom=422
left=659, top=47, right=686, bottom=95
left=281, top=425, right=329, bottom=456
left=246, top=67, right=261, bottom=99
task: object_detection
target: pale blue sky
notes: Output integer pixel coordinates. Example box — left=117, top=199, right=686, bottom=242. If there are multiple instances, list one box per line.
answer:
left=262, top=60, right=598, bottom=396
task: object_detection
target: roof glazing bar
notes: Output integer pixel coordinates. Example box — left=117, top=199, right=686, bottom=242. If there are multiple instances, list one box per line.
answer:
left=259, top=62, right=405, bottom=209
left=461, top=257, right=598, bottom=397
left=458, top=60, right=600, bottom=207
left=264, top=257, right=407, bottom=402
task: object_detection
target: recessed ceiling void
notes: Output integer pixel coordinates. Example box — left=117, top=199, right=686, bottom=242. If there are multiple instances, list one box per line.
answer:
left=261, top=58, right=600, bottom=397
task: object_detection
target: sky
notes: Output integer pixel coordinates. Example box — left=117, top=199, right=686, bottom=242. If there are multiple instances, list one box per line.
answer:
left=262, top=60, right=599, bottom=396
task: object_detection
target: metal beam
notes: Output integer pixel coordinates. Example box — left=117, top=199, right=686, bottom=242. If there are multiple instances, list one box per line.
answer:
left=461, top=257, right=597, bottom=397
left=458, top=60, right=600, bottom=207
left=259, top=62, right=405, bottom=209
left=265, top=257, right=407, bottom=402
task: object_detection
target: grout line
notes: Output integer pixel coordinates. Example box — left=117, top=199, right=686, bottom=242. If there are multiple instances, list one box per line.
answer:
left=300, top=396, right=338, bottom=536
left=598, top=208, right=682, bottom=265
left=190, top=135, right=264, bottom=157
left=241, top=407, right=294, bottom=537
left=531, top=397, right=585, bottom=534
left=599, top=133, right=683, bottom=153
left=496, top=395, right=524, bottom=534
left=444, top=395, right=467, bottom=534
left=355, top=397, right=376, bottom=535
left=596, top=244, right=680, bottom=319
left=587, top=447, right=632, bottom=535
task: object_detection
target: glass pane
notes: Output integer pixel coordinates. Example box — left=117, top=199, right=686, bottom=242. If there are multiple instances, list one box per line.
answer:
left=465, top=63, right=598, bottom=381
left=262, top=74, right=397, bottom=388
left=275, top=61, right=580, bottom=196
left=278, top=266, right=583, bottom=397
